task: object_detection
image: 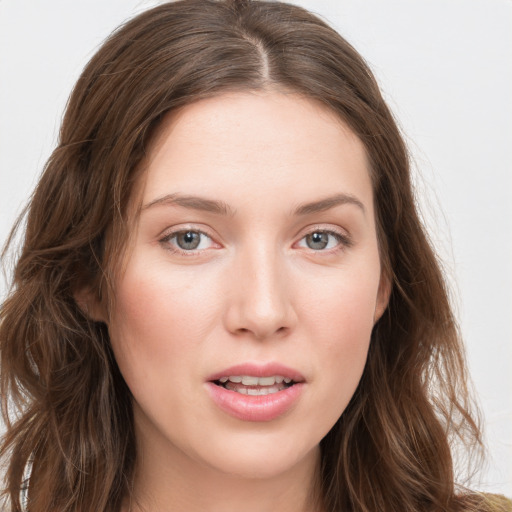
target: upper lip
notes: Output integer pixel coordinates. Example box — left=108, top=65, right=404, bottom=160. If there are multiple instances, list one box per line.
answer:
left=206, top=362, right=305, bottom=383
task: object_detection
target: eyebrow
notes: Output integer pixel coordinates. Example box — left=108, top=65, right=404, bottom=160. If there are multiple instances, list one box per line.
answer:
left=142, top=192, right=365, bottom=217
left=293, top=193, right=366, bottom=216
left=142, top=193, right=236, bottom=216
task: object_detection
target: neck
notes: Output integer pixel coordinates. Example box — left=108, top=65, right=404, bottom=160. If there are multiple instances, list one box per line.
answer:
left=131, top=456, right=322, bottom=512
left=126, top=413, right=323, bottom=512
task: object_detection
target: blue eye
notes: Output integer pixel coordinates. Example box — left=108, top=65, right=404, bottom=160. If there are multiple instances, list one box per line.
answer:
left=298, top=231, right=344, bottom=251
left=163, top=230, right=214, bottom=252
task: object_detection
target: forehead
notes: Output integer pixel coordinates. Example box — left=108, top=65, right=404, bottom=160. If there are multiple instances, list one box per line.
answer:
left=137, top=90, right=373, bottom=215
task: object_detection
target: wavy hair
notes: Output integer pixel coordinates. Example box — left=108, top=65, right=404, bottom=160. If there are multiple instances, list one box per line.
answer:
left=1, top=1, right=493, bottom=510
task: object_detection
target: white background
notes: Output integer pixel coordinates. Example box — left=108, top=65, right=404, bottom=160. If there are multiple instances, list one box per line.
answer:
left=1, top=0, right=511, bottom=496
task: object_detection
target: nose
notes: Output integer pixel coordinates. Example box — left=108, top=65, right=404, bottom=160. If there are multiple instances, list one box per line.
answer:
left=223, top=245, right=297, bottom=340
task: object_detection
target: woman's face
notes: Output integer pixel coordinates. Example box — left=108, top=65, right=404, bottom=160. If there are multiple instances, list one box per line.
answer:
left=104, top=91, right=388, bottom=481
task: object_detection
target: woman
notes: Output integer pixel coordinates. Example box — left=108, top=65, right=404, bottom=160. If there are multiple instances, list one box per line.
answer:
left=0, top=1, right=509, bottom=511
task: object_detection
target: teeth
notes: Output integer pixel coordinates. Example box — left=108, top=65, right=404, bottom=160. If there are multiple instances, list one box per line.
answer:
left=219, top=375, right=292, bottom=386
left=241, top=375, right=259, bottom=385
left=247, top=386, right=280, bottom=396
left=258, top=376, right=277, bottom=386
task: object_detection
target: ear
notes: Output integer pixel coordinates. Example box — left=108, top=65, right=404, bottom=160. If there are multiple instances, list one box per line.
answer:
left=74, top=286, right=108, bottom=323
left=374, top=271, right=391, bottom=324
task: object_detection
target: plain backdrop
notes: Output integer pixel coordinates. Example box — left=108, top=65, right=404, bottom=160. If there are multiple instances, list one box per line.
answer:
left=1, top=0, right=511, bottom=497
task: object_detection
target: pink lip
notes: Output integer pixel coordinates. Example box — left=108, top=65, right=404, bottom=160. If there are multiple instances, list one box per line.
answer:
left=206, top=362, right=305, bottom=383
left=205, top=362, right=305, bottom=422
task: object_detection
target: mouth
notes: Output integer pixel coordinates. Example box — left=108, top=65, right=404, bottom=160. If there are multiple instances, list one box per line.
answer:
left=205, top=365, right=305, bottom=421
left=212, top=375, right=296, bottom=396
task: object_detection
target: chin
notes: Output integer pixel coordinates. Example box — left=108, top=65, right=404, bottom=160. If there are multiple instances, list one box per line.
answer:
left=192, top=432, right=321, bottom=481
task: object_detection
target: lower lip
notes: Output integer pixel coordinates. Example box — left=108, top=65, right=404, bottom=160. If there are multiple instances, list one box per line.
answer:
left=205, top=382, right=304, bottom=422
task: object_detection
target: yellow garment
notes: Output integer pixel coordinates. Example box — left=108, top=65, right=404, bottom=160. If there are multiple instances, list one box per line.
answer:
left=485, top=494, right=512, bottom=511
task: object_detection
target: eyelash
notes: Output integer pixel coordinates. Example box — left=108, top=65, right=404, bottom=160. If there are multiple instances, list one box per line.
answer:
left=159, top=228, right=216, bottom=256
left=296, top=227, right=353, bottom=253
left=159, top=226, right=352, bottom=256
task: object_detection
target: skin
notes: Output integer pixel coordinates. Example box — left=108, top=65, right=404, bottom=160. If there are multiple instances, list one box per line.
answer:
left=88, top=91, right=389, bottom=512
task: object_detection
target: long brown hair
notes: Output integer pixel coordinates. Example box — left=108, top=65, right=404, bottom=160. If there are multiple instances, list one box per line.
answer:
left=0, top=1, right=492, bottom=510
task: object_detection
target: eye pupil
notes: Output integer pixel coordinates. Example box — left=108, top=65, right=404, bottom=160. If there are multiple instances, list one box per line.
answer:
left=177, top=231, right=201, bottom=250
left=306, top=232, right=329, bottom=250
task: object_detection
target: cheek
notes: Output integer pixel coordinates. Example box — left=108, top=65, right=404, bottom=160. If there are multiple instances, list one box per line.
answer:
left=107, top=259, right=220, bottom=390
left=302, top=257, right=379, bottom=342
left=313, top=286, right=374, bottom=373
left=299, top=263, right=379, bottom=412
